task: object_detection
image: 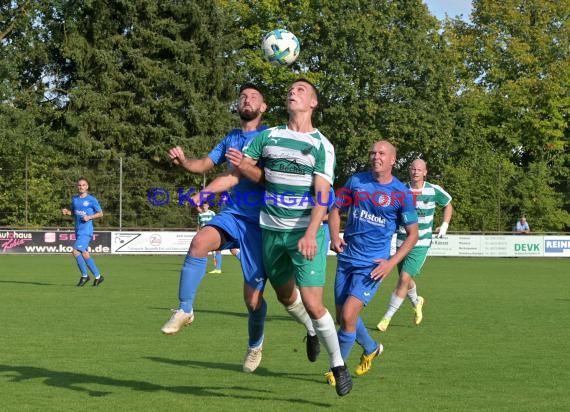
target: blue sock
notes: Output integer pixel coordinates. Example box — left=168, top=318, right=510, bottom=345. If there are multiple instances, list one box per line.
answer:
left=178, top=254, right=208, bottom=313
left=248, top=298, right=267, bottom=348
left=355, top=316, right=378, bottom=355
left=75, top=255, right=88, bottom=277
left=84, top=257, right=101, bottom=277
left=235, top=250, right=241, bottom=261
left=215, top=251, right=222, bottom=270
left=337, top=329, right=357, bottom=362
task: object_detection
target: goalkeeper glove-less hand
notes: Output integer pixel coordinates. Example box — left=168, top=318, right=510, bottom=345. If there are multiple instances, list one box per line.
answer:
left=437, top=222, right=449, bottom=238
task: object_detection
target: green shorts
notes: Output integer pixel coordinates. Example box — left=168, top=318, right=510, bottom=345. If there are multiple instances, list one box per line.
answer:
left=261, top=227, right=326, bottom=288
left=398, top=246, right=428, bottom=278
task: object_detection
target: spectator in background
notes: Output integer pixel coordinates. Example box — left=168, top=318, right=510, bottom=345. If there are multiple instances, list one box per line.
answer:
left=515, top=216, right=530, bottom=234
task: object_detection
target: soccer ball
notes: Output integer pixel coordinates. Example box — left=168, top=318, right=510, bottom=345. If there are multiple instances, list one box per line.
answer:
left=261, top=29, right=300, bottom=65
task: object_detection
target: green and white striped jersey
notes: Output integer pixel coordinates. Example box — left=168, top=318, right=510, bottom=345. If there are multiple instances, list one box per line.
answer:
left=396, top=181, right=451, bottom=248
left=198, top=210, right=216, bottom=228
left=244, top=125, right=335, bottom=232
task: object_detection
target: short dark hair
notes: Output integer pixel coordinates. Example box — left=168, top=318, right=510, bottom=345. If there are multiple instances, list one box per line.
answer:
left=77, top=177, right=90, bottom=186
left=292, top=78, right=319, bottom=104
left=239, top=83, right=264, bottom=97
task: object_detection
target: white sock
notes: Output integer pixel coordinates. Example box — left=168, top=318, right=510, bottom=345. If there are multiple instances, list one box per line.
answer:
left=384, top=293, right=404, bottom=319
left=407, top=285, right=419, bottom=306
left=312, top=310, right=344, bottom=368
left=285, top=288, right=316, bottom=335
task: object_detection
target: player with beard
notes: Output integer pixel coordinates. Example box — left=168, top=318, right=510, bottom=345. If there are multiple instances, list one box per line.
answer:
left=160, top=83, right=271, bottom=373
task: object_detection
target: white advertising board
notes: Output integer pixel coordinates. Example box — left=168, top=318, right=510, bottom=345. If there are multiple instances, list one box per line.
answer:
left=111, top=232, right=196, bottom=254
left=109, top=232, right=569, bottom=257
left=427, top=235, right=565, bottom=257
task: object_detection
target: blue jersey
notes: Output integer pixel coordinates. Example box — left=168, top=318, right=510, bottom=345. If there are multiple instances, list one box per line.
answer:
left=70, top=194, right=102, bottom=236
left=334, top=171, right=418, bottom=266
left=208, top=126, right=267, bottom=223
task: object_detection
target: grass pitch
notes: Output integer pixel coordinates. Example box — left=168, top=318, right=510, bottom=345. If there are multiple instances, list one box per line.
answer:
left=0, top=255, right=568, bottom=411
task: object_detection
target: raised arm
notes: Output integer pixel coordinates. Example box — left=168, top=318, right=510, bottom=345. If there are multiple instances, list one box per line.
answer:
left=190, top=169, right=241, bottom=211
left=227, top=148, right=264, bottom=185
left=201, top=170, right=240, bottom=195
left=168, top=146, right=215, bottom=174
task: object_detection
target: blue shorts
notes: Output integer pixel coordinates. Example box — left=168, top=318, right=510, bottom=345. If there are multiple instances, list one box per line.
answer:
left=334, top=259, right=382, bottom=306
left=73, top=234, right=92, bottom=252
left=205, top=213, right=266, bottom=291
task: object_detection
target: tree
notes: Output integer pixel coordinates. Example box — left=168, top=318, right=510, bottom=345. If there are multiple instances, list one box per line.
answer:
left=222, top=0, right=457, bottom=186
left=1, top=1, right=244, bottom=228
left=447, top=0, right=570, bottom=231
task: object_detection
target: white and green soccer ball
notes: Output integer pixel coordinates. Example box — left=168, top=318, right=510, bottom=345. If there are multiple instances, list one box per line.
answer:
left=261, top=29, right=300, bottom=65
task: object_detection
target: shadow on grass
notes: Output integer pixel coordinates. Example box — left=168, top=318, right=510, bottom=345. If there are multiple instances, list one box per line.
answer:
left=0, top=280, right=54, bottom=286
left=148, top=307, right=293, bottom=322
left=0, top=364, right=332, bottom=407
left=146, top=356, right=326, bottom=385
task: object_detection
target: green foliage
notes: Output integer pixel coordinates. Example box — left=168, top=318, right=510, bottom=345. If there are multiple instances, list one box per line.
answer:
left=446, top=0, right=570, bottom=231
left=1, top=1, right=243, bottom=228
left=0, top=0, right=567, bottom=231
left=510, top=161, right=570, bottom=231
left=305, top=0, right=457, bottom=183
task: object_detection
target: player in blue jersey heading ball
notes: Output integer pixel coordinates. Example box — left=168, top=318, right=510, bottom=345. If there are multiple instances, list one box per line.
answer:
left=326, top=141, right=419, bottom=384
left=61, top=178, right=104, bottom=287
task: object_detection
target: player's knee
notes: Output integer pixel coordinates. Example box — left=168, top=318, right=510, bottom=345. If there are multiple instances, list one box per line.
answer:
left=244, top=294, right=259, bottom=311
left=278, top=294, right=295, bottom=307
left=275, top=283, right=296, bottom=306
left=339, top=311, right=352, bottom=328
left=189, top=238, right=212, bottom=257
left=399, top=272, right=412, bottom=286
left=244, top=285, right=263, bottom=310
left=303, top=300, right=325, bottom=319
left=244, top=299, right=259, bottom=312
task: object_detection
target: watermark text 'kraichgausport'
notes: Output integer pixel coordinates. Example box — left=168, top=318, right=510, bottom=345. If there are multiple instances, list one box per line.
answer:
left=147, top=187, right=419, bottom=207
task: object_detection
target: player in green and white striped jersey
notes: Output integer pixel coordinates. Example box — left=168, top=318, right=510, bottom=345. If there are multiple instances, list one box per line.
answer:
left=197, top=203, right=223, bottom=273
left=236, top=79, right=352, bottom=396
left=197, top=203, right=216, bottom=227
left=376, top=158, right=453, bottom=332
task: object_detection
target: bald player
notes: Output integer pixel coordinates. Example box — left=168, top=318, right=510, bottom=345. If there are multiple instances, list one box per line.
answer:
left=327, top=141, right=418, bottom=382
left=376, top=158, right=453, bottom=332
